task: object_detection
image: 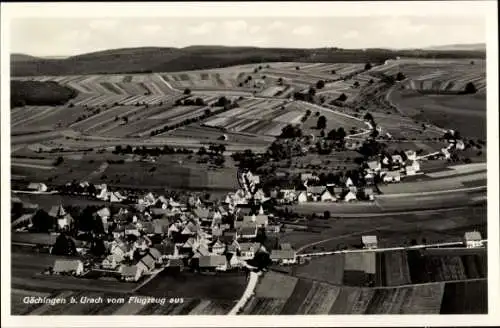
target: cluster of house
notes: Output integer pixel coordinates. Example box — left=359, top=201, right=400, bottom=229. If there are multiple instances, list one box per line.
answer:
left=364, top=150, right=421, bottom=184
left=272, top=173, right=375, bottom=205
left=45, top=191, right=297, bottom=282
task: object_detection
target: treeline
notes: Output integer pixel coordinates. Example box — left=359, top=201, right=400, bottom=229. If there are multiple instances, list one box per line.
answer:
left=12, top=46, right=485, bottom=76
left=112, top=145, right=194, bottom=156
left=11, top=80, right=78, bottom=107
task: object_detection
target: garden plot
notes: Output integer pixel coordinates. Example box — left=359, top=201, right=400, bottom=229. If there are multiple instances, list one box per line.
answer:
left=255, top=271, right=298, bottom=299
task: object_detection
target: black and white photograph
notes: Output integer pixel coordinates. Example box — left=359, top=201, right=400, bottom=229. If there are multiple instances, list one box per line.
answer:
left=1, top=1, right=498, bottom=326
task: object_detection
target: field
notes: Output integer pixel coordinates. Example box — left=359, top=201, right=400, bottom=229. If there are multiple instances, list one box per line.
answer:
left=372, top=59, right=486, bottom=94
left=388, top=90, right=486, bottom=139
left=242, top=271, right=485, bottom=314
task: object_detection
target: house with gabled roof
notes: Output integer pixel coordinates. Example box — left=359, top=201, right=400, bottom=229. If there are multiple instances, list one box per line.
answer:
left=193, top=207, right=210, bottom=221
left=237, top=225, right=258, bottom=240
left=28, top=182, right=48, bottom=192
left=464, top=231, right=483, bottom=248
left=53, top=259, right=84, bottom=276
left=211, top=239, right=226, bottom=255
left=102, top=255, right=120, bottom=270
left=270, top=249, right=297, bottom=265
left=137, top=254, right=156, bottom=273
left=405, top=160, right=421, bottom=176
left=238, top=242, right=260, bottom=260
left=199, top=255, right=227, bottom=271
left=366, top=160, right=381, bottom=173
left=345, top=177, right=354, bottom=187
left=297, top=190, right=308, bottom=203
left=362, top=235, right=378, bottom=249
left=320, top=189, right=336, bottom=202
left=383, top=171, right=401, bottom=183
left=344, top=190, right=357, bottom=202
left=120, top=265, right=143, bottom=282
left=125, top=223, right=140, bottom=236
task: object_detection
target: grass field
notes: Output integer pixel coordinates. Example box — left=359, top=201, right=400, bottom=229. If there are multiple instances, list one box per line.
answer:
left=388, top=89, right=485, bottom=139
left=244, top=270, right=481, bottom=314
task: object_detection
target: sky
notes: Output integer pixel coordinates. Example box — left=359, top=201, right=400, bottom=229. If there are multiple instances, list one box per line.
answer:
left=10, top=16, right=486, bottom=57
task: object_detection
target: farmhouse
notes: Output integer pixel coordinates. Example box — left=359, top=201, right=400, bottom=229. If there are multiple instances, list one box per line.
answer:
left=344, top=190, right=357, bottom=202
left=120, top=265, right=143, bottom=282
left=405, top=150, right=417, bottom=161
left=199, top=255, right=227, bottom=271
left=237, top=226, right=258, bottom=240
left=211, top=239, right=226, bottom=255
left=320, top=189, right=336, bottom=202
left=464, top=231, right=483, bottom=248
left=102, top=255, right=120, bottom=270
left=383, top=171, right=401, bottom=183
left=238, top=242, right=260, bottom=260
left=297, top=191, right=308, bottom=203
left=27, top=182, right=48, bottom=192
left=137, top=254, right=156, bottom=273
left=366, top=160, right=381, bottom=173
left=53, top=259, right=84, bottom=276
left=362, top=235, right=378, bottom=249
left=405, top=160, right=421, bottom=176
left=270, top=249, right=297, bottom=265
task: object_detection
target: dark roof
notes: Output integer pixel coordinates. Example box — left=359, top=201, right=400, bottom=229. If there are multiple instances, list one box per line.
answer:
left=239, top=226, right=257, bottom=236
left=148, top=247, right=162, bottom=260
left=139, top=254, right=156, bottom=270
left=121, top=265, right=140, bottom=277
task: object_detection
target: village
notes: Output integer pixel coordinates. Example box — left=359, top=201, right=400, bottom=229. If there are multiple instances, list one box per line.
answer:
left=11, top=126, right=482, bottom=286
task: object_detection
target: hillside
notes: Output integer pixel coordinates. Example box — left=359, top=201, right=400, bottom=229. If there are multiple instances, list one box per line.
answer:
left=11, top=46, right=486, bottom=76
left=11, top=54, right=41, bottom=62
left=423, top=43, right=486, bottom=52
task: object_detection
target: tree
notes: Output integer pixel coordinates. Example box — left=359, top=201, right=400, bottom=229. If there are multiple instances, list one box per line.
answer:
left=364, top=63, right=372, bottom=70
left=464, top=82, right=477, bottom=94
left=336, top=93, right=347, bottom=102
left=331, top=70, right=336, bottom=74
left=30, top=210, right=55, bottom=233
left=122, top=116, right=129, bottom=124
left=320, top=129, right=325, bottom=137
left=90, top=238, right=106, bottom=257
left=305, top=109, right=312, bottom=116
left=195, top=97, right=205, bottom=106
left=396, top=72, right=406, bottom=81
left=363, top=112, right=374, bottom=122
left=54, top=156, right=64, bottom=166
left=183, top=88, right=191, bottom=95
left=317, top=115, right=327, bottom=130
left=324, top=211, right=331, bottom=219
left=277, top=77, right=283, bottom=85
left=353, top=81, right=360, bottom=88
left=51, top=233, right=77, bottom=256
left=204, top=108, right=211, bottom=116
left=316, top=80, right=325, bottom=89
left=308, top=87, right=316, bottom=97
left=296, top=66, right=300, bottom=70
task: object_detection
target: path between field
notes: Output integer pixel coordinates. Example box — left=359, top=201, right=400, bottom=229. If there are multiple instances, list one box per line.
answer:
left=228, top=271, right=261, bottom=315
left=295, top=224, right=395, bottom=254
left=299, top=240, right=487, bottom=258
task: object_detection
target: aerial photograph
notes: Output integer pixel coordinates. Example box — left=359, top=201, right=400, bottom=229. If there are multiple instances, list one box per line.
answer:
left=7, top=8, right=489, bottom=316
